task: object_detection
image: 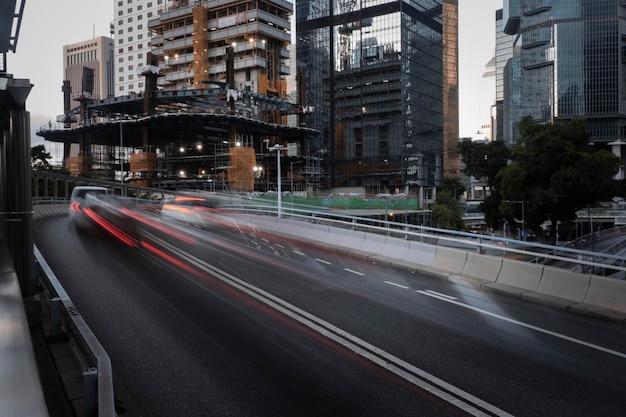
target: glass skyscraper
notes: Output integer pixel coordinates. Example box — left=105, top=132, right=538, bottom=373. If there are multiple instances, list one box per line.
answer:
left=503, top=0, right=626, bottom=148
left=297, top=0, right=456, bottom=194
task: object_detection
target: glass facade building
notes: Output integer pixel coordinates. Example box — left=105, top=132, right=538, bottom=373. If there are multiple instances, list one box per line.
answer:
left=297, top=0, right=456, bottom=193
left=503, top=0, right=626, bottom=147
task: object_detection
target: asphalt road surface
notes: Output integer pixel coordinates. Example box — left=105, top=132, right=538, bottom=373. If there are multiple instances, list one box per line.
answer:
left=34, top=208, right=626, bottom=417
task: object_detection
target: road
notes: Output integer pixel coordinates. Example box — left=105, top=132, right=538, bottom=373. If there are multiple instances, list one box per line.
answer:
left=34, top=208, right=626, bottom=417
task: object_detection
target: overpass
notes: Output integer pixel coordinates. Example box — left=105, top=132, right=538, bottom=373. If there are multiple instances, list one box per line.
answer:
left=2, top=181, right=626, bottom=416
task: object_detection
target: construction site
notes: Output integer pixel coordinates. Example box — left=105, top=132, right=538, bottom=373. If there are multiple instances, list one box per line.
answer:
left=38, top=0, right=322, bottom=193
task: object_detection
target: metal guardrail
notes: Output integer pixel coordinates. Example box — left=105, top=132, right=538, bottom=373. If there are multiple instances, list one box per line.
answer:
left=33, top=246, right=116, bottom=417
left=211, top=198, right=626, bottom=276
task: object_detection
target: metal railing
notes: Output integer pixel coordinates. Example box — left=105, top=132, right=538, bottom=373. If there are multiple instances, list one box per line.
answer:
left=34, top=246, right=116, bottom=417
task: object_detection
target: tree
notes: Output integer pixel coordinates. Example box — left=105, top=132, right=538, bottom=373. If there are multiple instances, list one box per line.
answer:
left=498, top=116, right=620, bottom=242
left=432, top=191, right=464, bottom=230
left=459, top=139, right=511, bottom=188
left=458, top=139, right=512, bottom=229
left=31, top=144, right=52, bottom=169
left=440, top=176, right=466, bottom=199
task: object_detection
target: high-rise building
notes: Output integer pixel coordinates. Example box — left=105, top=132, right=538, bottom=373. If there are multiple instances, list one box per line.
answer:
left=502, top=0, right=626, bottom=155
left=494, top=8, right=514, bottom=143
left=113, top=0, right=169, bottom=96
left=63, top=36, right=115, bottom=108
left=296, top=0, right=457, bottom=195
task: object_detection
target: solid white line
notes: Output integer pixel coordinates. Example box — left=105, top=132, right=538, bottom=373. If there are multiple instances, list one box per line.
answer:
left=344, top=268, right=365, bottom=276
left=417, top=290, right=626, bottom=359
left=275, top=243, right=285, bottom=248
left=384, top=281, right=409, bottom=289
left=292, top=250, right=306, bottom=256
left=315, top=258, right=331, bottom=265
left=147, top=235, right=515, bottom=417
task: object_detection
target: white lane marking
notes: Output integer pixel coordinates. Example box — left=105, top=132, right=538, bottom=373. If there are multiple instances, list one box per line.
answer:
left=384, top=281, right=409, bottom=289
left=293, top=250, right=306, bottom=256
left=344, top=268, right=365, bottom=276
left=275, top=243, right=285, bottom=248
left=148, top=234, right=514, bottom=417
left=417, top=290, right=626, bottom=359
left=315, top=258, right=331, bottom=265
left=422, top=289, right=457, bottom=300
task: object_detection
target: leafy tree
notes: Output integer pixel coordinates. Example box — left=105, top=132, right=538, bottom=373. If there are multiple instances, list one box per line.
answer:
left=498, top=116, right=620, bottom=242
left=459, top=139, right=511, bottom=188
left=458, top=139, right=512, bottom=228
left=31, top=144, right=52, bottom=169
left=432, top=191, right=464, bottom=230
left=440, top=177, right=466, bottom=199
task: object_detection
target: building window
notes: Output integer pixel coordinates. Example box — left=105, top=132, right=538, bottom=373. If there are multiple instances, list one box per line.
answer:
left=118, top=67, right=123, bottom=72
left=118, top=48, right=123, bottom=53
left=119, top=76, right=124, bottom=82
left=118, top=1, right=123, bottom=6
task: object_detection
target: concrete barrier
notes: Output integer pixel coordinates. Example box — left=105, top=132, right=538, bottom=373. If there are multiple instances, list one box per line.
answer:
left=340, top=229, right=367, bottom=251
left=360, top=233, right=388, bottom=255
left=380, top=236, right=410, bottom=260
left=325, top=228, right=347, bottom=246
left=0, top=245, right=49, bottom=417
left=494, top=259, right=543, bottom=292
left=431, top=247, right=468, bottom=275
left=461, top=252, right=503, bottom=283
left=271, top=217, right=300, bottom=235
left=404, top=241, right=437, bottom=267
left=296, top=221, right=329, bottom=243
left=581, top=276, right=626, bottom=314
left=534, top=267, right=591, bottom=303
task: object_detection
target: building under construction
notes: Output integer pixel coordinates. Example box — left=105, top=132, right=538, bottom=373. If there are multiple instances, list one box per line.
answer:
left=38, top=0, right=322, bottom=192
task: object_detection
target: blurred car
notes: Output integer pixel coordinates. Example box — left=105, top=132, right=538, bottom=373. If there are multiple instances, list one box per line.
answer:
left=68, top=186, right=110, bottom=227
left=160, top=194, right=219, bottom=228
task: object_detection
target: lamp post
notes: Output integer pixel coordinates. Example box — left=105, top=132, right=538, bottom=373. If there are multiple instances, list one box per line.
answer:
left=267, top=142, right=286, bottom=217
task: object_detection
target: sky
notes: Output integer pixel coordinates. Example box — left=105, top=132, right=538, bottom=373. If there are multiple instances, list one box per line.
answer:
left=6, top=0, right=501, bottom=152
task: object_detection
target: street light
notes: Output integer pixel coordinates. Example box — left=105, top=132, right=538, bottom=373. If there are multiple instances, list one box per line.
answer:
left=266, top=142, right=286, bottom=217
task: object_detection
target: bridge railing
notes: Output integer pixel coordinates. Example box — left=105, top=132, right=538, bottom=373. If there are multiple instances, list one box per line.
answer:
left=33, top=246, right=116, bottom=417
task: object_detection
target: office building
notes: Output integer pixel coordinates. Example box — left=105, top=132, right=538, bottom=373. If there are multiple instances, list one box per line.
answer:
left=502, top=0, right=626, bottom=162
left=63, top=36, right=115, bottom=108
left=296, top=0, right=457, bottom=197
left=113, top=0, right=168, bottom=96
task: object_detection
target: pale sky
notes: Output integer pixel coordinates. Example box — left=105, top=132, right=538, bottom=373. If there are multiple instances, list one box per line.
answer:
left=6, top=0, right=500, bottom=149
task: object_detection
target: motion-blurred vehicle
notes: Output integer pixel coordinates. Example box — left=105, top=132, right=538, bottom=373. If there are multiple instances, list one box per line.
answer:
left=68, top=186, right=111, bottom=228
left=160, top=194, right=220, bottom=229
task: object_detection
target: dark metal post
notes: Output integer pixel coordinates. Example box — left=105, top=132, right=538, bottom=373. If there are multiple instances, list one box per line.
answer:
left=0, top=74, right=33, bottom=295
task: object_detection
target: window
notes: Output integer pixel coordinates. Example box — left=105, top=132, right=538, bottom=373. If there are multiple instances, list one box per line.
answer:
left=118, top=48, right=124, bottom=53
left=118, top=67, right=124, bottom=72
left=118, top=1, right=123, bottom=6
left=119, top=86, right=125, bottom=92
left=128, top=65, right=134, bottom=71
left=119, top=76, right=124, bottom=82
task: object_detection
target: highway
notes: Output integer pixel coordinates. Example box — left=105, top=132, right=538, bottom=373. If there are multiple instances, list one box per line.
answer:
left=34, top=206, right=626, bottom=417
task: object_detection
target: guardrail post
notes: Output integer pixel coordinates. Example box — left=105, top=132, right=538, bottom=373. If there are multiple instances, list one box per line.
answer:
left=50, top=296, right=62, bottom=336
left=83, top=367, right=98, bottom=417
